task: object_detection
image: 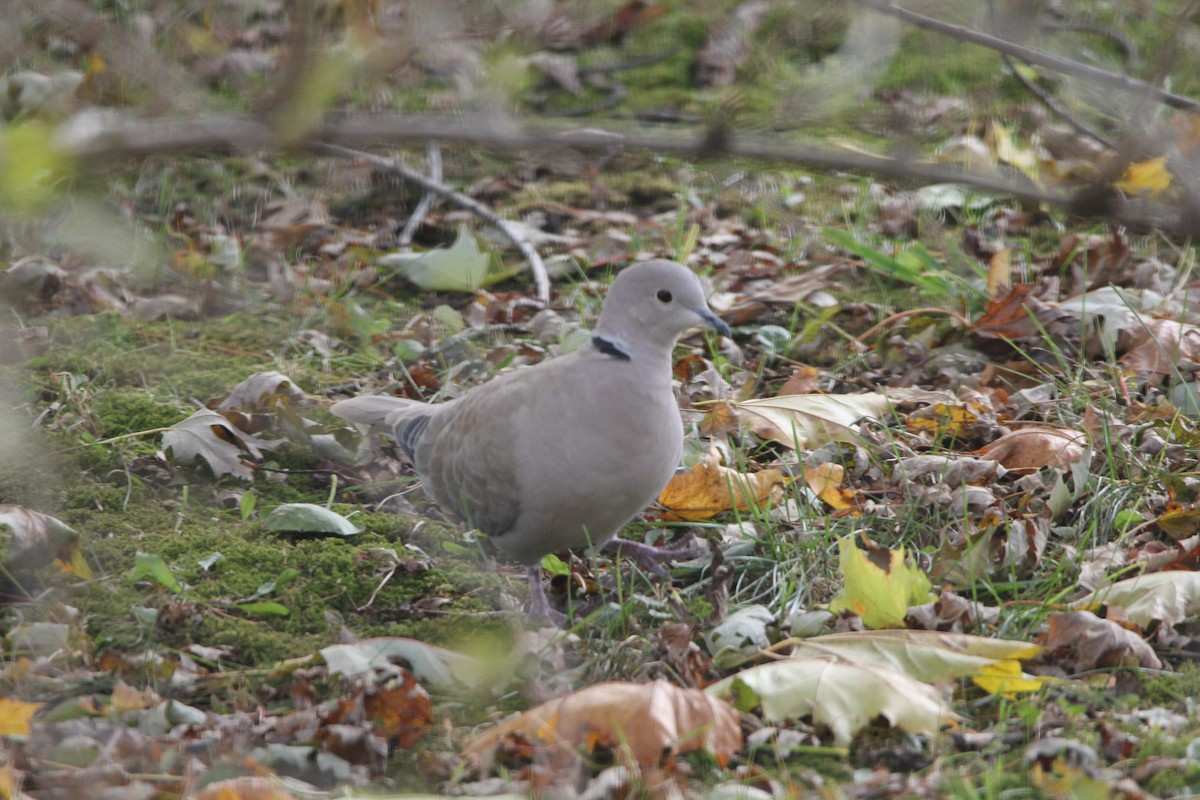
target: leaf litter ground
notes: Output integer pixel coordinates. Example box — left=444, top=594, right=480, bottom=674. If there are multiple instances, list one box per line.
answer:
left=7, top=2, right=1200, bottom=798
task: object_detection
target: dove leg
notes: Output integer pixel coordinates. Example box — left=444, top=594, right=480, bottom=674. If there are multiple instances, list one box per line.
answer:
left=604, top=533, right=703, bottom=579
left=525, top=565, right=567, bottom=625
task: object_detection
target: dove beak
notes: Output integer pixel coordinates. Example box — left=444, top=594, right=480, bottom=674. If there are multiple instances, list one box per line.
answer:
left=697, top=308, right=732, bottom=338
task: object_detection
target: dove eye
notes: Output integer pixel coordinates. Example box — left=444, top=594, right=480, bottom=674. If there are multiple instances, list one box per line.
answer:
left=656, top=290, right=673, bottom=303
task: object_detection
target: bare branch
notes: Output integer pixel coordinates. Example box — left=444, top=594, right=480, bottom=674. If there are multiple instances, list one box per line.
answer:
left=66, top=112, right=1188, bottom=234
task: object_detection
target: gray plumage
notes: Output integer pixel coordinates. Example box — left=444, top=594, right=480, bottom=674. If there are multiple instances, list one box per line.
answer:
left=331, top=259, right=731, bottom=620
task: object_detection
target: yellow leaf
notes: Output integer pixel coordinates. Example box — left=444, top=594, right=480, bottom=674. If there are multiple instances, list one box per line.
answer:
left=55, top=543, right=93, bottom=579
left=0, top=121, right=72, bottom=212
left=1116, top=156, right=1171, bottom=195
left=1157, top=505, right=1200, bottom=540
left=972, top=659, right=1052, bottom=696
left=0, top=698, right=42, bottom=736
left=988, top=123, right=1042, bottom=184
left=829, top=535, right=933, bottom=629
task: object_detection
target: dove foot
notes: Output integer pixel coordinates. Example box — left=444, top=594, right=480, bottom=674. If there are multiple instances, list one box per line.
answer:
left=604, top=533, right=701, bottom=579
left=525, top=565, right=567, bottom=626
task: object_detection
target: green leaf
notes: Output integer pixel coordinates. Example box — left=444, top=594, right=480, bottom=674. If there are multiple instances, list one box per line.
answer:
left=127, top=551, right=183, bottom=594
left=239, top=491, right=257, bottom=520
left=263, top=503, right=362, bottom=537
left=384, top=224, right=518, bottom=292
left=540, top=553, right=570, bottom=576
left=236, top=601, right=291, bottom=616
left=0, top=121, right=72, bottom=212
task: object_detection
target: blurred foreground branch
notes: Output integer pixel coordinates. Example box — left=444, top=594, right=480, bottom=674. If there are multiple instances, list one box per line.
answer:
left=62, top=111, right=1189, bottom=235
left=851, top=0, right=1200, bottom=114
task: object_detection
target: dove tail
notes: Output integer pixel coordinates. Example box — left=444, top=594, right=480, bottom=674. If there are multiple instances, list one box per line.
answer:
left=395, top=414, right=431, bottom=462
left=330, top=396, right=418, bottom=427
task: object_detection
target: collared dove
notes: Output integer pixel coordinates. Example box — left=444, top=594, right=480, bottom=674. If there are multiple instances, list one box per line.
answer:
left=332, top=259, right=731, bottom=621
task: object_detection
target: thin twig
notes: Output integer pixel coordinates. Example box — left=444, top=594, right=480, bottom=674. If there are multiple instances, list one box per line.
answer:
left=398, top=141, right=441, bottom=245
left=854, top=307, right=971, bottom=345
left=316, top=142, right=551, bottom=304
left=1002, top=53, right=1115, bottom=148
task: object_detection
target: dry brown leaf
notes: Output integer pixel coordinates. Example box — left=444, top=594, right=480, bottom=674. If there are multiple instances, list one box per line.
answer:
left=976, top=427, right=1087, bottom=472
left=970, top=283, right=1066, bottom=344
left=111, top=680, right=161, bottom=714
left=362, top=670, right=434, bottom=747
left=0, top=505, right=80, bottom=572
left=658, top=447, right=785, bottom=521
left=217, top=371, right=306, bottom=413
left=1118, top=318, right=1200, bottom=378
left=778, top=365, right=821, bottom=396
left=1044, top=611, right=1162, bottom=671
left=463, top=680, right=741, bottom=772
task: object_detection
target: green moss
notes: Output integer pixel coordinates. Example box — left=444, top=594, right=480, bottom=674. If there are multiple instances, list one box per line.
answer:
left=66, top=491, right=509, bottom=665
left=1143, top=662, right=1200, bottom=709
left=93, top=390, right=191, bottom=439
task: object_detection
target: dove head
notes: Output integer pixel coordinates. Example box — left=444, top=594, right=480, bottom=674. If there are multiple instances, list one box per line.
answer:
left=595, top=259, right=731, bottom=354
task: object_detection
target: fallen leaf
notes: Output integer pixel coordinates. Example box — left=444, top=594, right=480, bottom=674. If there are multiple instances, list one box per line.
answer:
left=382, top=224, right=516, bottom=292
left=707, top=657, right=959, bottom=747
left=803, top=462, right=858, bottom=512
left=1119, top=318, right=1200, bottom=378
left=217, top=371, right=306, bottom=413
left=1116, top=156, right=1171, bottom=195
left=321, top=637, right=487, bottom=689
left=0, top=504, right=84, bottom=574
left=658, top=447, right=785, bottom=521
left=264, top=504, right=362, bottom=537
left=734, top=392, right=896, bottom=450
left=1072, top=571, right=1200, bottom=629
left=187, top=776, right=298, bottom=800
left=976, top=427, right=1087, bottom=472
left=1157, top=502, right=1200, bottom=540
left=111, top=680, right=161, bottom=714
left=162, top=408, right=280, bottom=481
left=464, top=680, right=741, bottom=772
left=829, top=534, right=934, bottom=629
left=1044, top=611, right=1162, bottom=671
left=777, top=365, right=821, bottom=397
left=782, top=629, right=1044, bottom=694
left=362, top=671, right=434, bottom=747
left=0, top=698, right=42, bottom=735
left=970, top=283, right=1066, bottom=345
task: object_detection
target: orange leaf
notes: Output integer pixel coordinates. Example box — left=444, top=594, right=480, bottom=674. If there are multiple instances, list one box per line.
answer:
left=803, top=462, right=859, bottom=513
left=658, top=448, right=785, bottom=521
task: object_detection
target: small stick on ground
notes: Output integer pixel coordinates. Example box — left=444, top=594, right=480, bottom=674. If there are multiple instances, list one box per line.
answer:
left=854, top=307, right=971, bottom=346
left=398, top=141, right=442, bottom=245
left=317, top=142, right=551, bottom=304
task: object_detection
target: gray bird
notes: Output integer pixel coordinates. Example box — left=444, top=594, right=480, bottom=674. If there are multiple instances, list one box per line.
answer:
left=331, top=259, right=731, bottom=621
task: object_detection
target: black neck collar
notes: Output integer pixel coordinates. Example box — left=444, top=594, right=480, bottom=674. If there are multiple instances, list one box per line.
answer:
left=592, top=335, right=631, bottom=361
